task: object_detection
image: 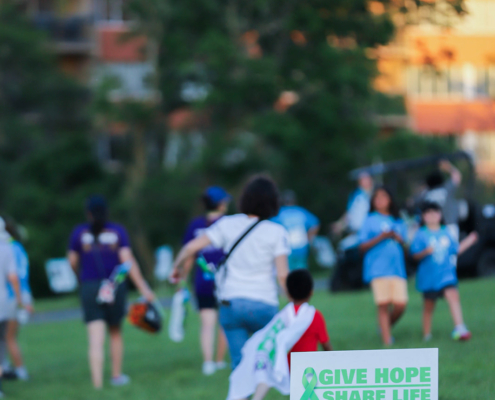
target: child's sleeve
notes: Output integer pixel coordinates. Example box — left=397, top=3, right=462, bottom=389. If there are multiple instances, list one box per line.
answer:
left=410, top=231, right=426, bottom=255
left=315, top=311, right=330, bottom=345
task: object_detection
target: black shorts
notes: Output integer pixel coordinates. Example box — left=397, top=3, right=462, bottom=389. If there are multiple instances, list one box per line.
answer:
left=196, top=295, right=218, bottom=310
left=423, top=285, right=457, bottom=301
left=80, top=281, right=127, bottom=327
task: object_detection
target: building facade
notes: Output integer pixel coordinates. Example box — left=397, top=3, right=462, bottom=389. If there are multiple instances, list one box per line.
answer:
left=375, top=0, right=495, bottom=179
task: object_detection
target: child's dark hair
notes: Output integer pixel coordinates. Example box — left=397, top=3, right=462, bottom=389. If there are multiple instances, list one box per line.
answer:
left=369, top=186, right=399, bottom=219
left=287, top=269, right=314, bottom=301
left=420, top=201, right=445, bottom=226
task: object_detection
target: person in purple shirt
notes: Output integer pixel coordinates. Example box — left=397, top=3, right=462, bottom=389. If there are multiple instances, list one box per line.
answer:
left=67, top=196, right=155, bottom=389
left=178, top=187, right=230, bottom=376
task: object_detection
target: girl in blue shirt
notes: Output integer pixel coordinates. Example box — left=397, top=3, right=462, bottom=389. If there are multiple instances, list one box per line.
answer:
left=410, top=202, right=477, bottom=342
left=359, top=187, right=408, bottom=346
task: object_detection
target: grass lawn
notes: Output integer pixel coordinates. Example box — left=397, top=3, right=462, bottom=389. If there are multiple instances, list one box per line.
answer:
left=4, top=278, right=494, bottom=400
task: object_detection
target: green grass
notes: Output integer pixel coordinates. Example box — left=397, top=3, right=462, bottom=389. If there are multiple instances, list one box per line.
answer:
left=5, top=278, right=495, bottom=400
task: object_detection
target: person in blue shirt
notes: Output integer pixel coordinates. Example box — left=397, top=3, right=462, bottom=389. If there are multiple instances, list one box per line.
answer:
left=0, top=218, right=33, bottom=385
left=332, top=172, right=374, bottom=236
left=359, top=187, right=407, bottom=346
left=272, top=190, right=320, bottom=271
left=410, top=202, right=477, bottom=342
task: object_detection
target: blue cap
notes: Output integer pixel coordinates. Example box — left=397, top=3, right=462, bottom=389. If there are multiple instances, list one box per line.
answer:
left=204, top=186, right=231, bottom=206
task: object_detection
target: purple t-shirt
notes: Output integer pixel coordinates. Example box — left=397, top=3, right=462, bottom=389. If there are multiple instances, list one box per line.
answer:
left=183, top=216, right=225, bottom=297
left=69, top=222, right=130, bottom=282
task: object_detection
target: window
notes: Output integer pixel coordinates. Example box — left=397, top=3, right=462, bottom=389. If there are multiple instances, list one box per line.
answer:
left=406, top=65, right=489, bottom=99
left=95, top=0, right=126, bottom=22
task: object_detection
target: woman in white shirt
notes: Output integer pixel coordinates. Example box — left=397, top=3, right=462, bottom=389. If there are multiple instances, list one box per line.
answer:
left=171, top=175, right=290, bottom=369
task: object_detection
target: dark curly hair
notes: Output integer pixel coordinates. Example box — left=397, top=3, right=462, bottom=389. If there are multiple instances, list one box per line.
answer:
left=239, top=175, right=280, bottom=220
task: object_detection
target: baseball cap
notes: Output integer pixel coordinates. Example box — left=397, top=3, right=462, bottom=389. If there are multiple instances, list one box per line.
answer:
left=204, top=186, right=231, bottom=207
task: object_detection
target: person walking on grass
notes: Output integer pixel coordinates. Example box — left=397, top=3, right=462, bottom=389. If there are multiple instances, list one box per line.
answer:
left=0, top=218, right=27, bottom=398
left=171, top=175, right=291, bottom=370
left=2, top=219, right=33, bottom=381
left=178, top=187, right=230, bottom=376
left=359, top=187, right=408, bottom=346
left=68, top=196, right=156, bottom=389
left=410, top=202, right=477, bottom=342
left=272, top=190, right=320, bottom=271
left=227, top=269, right=332, bottom=400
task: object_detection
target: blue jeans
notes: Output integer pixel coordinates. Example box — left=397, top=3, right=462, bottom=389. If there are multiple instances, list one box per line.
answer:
left=219, top=298, right=278, bottom=369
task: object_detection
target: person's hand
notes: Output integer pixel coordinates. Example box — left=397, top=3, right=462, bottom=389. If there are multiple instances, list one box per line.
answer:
left=424, top=246, right=435, bottom=256
left=380, top=230, right=395, bottom=240
left=331, top=221, right=344, bottom=236
left=391, top=231, right=404, bottom=243
left=466, top=231, right=479, bottom=245
left=169, top=266, right=181, bottom=284
left=439, top=160, right=452, bottom=172
left=24, top=304, right=34, bottom=314
left=141, top=287, right=156, bottom=303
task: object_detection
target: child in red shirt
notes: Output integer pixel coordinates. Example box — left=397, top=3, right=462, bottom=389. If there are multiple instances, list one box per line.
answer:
left=287, top=269, right=332, bottom=370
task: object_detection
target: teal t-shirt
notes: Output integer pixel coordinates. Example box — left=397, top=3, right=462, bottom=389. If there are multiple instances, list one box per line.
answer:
left=359, top=212, right=407, bottom=283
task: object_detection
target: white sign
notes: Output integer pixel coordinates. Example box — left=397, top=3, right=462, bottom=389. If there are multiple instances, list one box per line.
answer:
left=45, top=258, right=78, bottom=293
left=155, top=245, right=174, bottom=281
left=291, top=349, right=438, bottom=400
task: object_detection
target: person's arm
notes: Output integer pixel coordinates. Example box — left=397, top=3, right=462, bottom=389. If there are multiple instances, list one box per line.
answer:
left=68, top=250, right=79, bottom=275
left=321, top=341, right=332, bottom=351
left=274, top=254, right=289, bottom=295
left=331, top=215, right=347, bottom=236
left=119, top=247, right=155, bottom=302
left=412, top=247, right=434, bottom=261
left=308, top=225, right=320, bottom=243
left=359, top=231, right=394, bottom=253
left=171, top=235, right=212, bottom=281
left=458, top=231, right=478, bottom=255
left=179, top=255, right=196, bottom=281
left=439, top=160, right=462, bottom=186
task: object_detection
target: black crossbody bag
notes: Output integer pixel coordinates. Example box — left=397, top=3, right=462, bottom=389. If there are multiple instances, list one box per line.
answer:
left=215, top=219, right=262, bottom=303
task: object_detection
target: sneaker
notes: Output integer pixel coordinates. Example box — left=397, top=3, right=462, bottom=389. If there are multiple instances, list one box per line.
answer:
left=215, top=361, right=228, bottom=370
left=202, top=361, right=216, bottom=376
left=15, top=367, right=29, bottom=381
left=423, top=333, right=433, bottom=342
left=452, top=326, right=471, bottom=341
left=111, top=374, right=131, bottom=387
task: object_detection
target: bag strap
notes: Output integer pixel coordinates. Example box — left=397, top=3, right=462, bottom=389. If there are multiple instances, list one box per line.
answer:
left=222, top=219, right=262, bottom=265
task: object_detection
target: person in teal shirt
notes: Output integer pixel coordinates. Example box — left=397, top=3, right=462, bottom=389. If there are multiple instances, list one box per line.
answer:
left=359, top=187, right=407, bottom=346
left=272, top=190, right=320, bottom=271
left=410, top=202, right=477, bottom=342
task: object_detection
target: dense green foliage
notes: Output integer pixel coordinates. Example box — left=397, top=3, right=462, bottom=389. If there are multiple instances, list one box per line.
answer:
left=0, top=1, right=465, bottom=296
left=5, top=278, right=495, bottom=399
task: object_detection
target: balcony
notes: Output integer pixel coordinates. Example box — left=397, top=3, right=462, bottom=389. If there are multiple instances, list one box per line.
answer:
left=33, top=13, right=94, bottom=55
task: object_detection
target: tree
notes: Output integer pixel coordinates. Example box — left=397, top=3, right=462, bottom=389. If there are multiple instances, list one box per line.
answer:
left=126, top=0, right=465, bottom=229
left=0, top=6, right=110, bottom=296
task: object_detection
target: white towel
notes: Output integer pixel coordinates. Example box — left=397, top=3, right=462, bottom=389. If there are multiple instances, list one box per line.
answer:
left=227, top=302, right=316, bottom=400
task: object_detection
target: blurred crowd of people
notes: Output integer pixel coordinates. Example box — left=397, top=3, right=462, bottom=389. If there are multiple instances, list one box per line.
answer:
left=0, top=160, right=477, bottom=399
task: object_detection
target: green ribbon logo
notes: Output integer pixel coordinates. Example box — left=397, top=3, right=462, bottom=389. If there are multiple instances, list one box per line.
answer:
left=301, top=367, right=319, bottom=400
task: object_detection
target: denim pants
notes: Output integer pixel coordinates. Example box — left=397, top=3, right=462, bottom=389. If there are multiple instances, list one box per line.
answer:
left=219, top=298, right=278, bottom=369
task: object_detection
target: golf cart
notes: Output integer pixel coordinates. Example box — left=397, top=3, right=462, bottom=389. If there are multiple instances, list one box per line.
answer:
left=330, top=150, right=495, bottom=293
